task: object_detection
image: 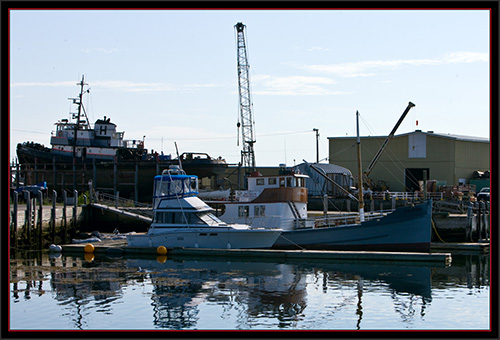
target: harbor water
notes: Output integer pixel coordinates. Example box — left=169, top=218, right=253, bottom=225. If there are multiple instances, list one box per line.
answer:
left=9, top=249, right=490, bottom=332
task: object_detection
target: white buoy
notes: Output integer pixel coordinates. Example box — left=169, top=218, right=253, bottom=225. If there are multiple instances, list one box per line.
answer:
left=49, top=244, right=62, bottom=252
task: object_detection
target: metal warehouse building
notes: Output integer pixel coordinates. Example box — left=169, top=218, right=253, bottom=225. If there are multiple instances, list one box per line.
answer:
left=293, top=162, right=354, bottom=197
left=328, top=130, right=490, bottom=193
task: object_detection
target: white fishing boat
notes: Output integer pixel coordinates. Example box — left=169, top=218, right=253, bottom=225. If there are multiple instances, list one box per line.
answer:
left=202, top=166, right=431, bottom=252
left=126, top=167, right=282, bottom=249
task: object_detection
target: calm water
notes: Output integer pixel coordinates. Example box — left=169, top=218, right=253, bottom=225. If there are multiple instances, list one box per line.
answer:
left=9, top=250, right=490, bottom=331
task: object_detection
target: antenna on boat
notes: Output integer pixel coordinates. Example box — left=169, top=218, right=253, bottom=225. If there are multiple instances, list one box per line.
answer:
left=174, top=141, right=183, bottom=170
left=356, top=110, right=365, bottom=222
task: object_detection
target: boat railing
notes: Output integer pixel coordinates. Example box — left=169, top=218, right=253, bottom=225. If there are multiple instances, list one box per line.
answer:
left=221, top=216, right=283, bottom=229
left=369, top=191, right=443, bottom=200
left=94, top=192, right=153, bottom=217
left=306, top=210, right=392, bottom=229
left=123, top=139, right=145, bottom=149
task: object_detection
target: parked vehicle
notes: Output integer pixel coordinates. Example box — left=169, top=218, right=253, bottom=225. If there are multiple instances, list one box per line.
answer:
left=476, top=187, right=490, bottom=201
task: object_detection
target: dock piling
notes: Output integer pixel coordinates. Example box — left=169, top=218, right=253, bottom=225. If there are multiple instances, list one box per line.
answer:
left=51, top=190, right=57, bottom=243
left=62, top=190, right=67, bottom=242
left=37, top=190, right=43, bottom=249
left=11, top=191, right=18, bottom=246
left=24, top=191, right=31, bottom=244
left=73, top=190, right=78, bottom=231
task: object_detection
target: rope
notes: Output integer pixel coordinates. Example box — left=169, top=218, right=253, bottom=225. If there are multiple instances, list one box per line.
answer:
left=277, top=233, right=306, bottom=250
left=431, top=217, right=447, bottom=243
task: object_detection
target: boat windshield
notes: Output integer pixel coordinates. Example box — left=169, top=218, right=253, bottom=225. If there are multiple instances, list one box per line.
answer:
left=197, top=212, right=226, bottom=226
left=154, top=210, right=226, bottom=226
left=154, top=176, right=198, bottom=198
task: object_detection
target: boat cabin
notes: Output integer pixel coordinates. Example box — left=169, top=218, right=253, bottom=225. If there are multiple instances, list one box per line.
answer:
left=153, top=167, right=199, bottom=208
left=235, top=171, right=308, bottom=203
left=150, top=167, right=229, bottom=230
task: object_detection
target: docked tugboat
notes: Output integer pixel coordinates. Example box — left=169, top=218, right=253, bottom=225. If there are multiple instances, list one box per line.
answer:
left=15, top=76, right=227, bottom=200
left=126, top=167, right=282, bottom=249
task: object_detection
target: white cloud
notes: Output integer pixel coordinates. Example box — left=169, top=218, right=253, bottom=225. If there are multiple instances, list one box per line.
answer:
left=307, top=46, right=331, bottom=52
left=10, top=80, right=217, bottom=93
left=300, top=51, right=489, bottom=78
left=10, top=81, right=76, bottom=87
left=252, top=75, right=351, bottom=96
left=81, top=47, right=119, bottom=54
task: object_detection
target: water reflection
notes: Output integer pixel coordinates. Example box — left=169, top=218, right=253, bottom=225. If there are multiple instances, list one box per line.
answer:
left=9, top=251, right=489, bottom=330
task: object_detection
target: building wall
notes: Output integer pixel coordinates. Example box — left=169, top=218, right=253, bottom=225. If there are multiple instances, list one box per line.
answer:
left=328, top=131, right=489, bottom=192
left=454, top=139, right=490, bottom=184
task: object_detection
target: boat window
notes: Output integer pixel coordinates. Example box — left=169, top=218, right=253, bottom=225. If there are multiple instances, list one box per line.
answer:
left=256, top=178, right=265, bottom=186
left=286, top=177, right=292, bottom=187
left=254, top=205, right=265, bottom=217
left=238, top=206, right=249, bottom=218
left=279, top=178, right=285, bottom=187
left=197, top=212, right=224, bottom=226
left=154, top=211, right=190, bottom=224
left=296, top=177, right=305, bottom=188
left=269, top=178, right=277, bottom=185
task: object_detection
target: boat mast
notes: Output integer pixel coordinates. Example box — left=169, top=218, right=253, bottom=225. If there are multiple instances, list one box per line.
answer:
left=356, top=111, right=365, bottom=222
left=71, top=75, right=88, bottom=159
left=363, top=101, right=415, bottom=186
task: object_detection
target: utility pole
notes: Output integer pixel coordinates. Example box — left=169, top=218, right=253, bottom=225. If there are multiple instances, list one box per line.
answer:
left=313, top=128, right=319, bottom=163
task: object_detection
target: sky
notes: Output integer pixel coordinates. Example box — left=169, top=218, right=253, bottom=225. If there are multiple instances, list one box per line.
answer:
left=9, top=9, right=491, bottom=167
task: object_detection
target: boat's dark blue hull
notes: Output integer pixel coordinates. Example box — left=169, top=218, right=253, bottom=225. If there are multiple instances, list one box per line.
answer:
left=274, top=200, right=432, bottom=252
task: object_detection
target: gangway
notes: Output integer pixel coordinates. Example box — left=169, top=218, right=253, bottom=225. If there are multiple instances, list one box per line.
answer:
left=89, top=192, right=153, bottom=223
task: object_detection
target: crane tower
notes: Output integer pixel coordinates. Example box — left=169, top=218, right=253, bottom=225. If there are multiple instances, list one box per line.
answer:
left=235, top=22, right=256, bottom=173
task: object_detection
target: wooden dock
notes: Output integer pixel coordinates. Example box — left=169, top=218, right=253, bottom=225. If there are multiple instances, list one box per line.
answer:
left=430, top=242, right=489, bottom=253
left=59, top=238, right=452, bottom=265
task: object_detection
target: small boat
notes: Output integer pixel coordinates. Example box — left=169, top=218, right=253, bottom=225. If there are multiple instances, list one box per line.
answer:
left=126, top=166, right=282, bottom=249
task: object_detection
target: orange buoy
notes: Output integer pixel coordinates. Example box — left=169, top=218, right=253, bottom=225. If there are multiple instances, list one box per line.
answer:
left=84, top=243, right=95, bottom=253
left=84, top=253, right=95, bottom=262
left=157, top=246, right=167, bottom=255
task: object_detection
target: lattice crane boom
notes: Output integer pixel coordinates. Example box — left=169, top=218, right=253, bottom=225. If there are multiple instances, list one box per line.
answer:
left=235, top=22, right=256, bottom=173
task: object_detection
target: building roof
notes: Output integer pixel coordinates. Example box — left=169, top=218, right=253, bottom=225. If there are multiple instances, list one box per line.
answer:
left=293, top=162, right=353, bottom=176
left=328, top=130, right=489, bottom=143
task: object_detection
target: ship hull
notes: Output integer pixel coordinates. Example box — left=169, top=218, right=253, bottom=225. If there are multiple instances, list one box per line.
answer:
left=126, top=228, right=282, bottom=249
left=273, top=200, right=432, bottom=252
left=15, top=144, right=227, bottom=202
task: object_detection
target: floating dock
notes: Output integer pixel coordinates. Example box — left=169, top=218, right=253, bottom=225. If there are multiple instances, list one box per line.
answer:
left=430, top=242, right=489, bottom=253
left=59, top=239, right=452, bottom=264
